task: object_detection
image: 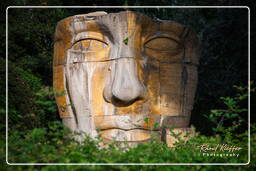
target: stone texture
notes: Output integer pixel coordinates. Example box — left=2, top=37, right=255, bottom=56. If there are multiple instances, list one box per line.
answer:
left=53, top=11, right=200, bottom=146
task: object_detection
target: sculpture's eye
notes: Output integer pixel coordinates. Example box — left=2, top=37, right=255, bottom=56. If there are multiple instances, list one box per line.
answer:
left=144, top=37, right=183, bottom=59
left=145, top=37, right=180, bottom=51
left=70, top=39, right=109, bottom=62
left=73, top=39, right=108, bottom=51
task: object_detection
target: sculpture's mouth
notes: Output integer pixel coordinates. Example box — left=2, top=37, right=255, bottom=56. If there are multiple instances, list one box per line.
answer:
left=94, top=114, right=162, bottom=130
left=94, top=114, right=161, bottom=142
left=94, top=114, right=190, bottom=142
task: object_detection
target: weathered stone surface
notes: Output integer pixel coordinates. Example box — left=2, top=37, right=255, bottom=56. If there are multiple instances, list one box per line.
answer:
left=53, top=11, right=200, bottom=146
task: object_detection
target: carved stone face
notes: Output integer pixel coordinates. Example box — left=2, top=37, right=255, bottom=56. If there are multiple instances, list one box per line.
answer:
left=53, top=11, right=200, bottom=144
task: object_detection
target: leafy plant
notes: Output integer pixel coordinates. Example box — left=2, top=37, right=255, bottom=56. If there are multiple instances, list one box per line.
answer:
left=205, top=84, right=252, bottom=139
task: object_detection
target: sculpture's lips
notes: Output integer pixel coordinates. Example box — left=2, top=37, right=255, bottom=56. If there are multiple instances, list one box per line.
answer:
left=94, top=114, right=162, bottom=131
left=96, top=114, right=190, bottom=142
left=94, top=114, right=190, bottom=131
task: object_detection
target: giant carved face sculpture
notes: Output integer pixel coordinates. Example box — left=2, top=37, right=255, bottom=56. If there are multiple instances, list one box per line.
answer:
left=53, top=11, right=200, bottom=146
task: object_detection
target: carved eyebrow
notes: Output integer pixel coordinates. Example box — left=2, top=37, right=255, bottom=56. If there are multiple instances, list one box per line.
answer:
left=96, top=23, right=115, bottom=44
left=72, top=24, right=114, bottom=45
left=72, top=19, right=114, bottom=43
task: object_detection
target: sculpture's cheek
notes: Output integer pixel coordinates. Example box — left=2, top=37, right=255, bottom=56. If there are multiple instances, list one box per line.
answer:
left=159, top=63, right=197, bottom=117
left=145, top=60, right=161, bottom=116
left=89, top=62, right=111, bottom=116
left=160, top=63, right=183, bottom=116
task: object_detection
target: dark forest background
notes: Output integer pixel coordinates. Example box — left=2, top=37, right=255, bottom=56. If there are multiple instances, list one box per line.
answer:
left=0, top=0, right=255, bottom=169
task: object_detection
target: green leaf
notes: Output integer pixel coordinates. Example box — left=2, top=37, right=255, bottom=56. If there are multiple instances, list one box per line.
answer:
left=54, top=90, right=66, bottom=97
left=123, top=38, right=128, bottom=45
left=229, top=113, right=238, bottom=118
left=153, top=122, right=160, bottom=129
left=144, top=117, right=149, bottom=123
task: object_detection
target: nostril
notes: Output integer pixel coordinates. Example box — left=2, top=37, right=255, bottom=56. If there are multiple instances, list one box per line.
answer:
left=103, top=82, right=146, bottom=106
left=111, top=94, right=143, bottom=107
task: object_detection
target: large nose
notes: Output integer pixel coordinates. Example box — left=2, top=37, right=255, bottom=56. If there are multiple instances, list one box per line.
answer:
left=103, top=57, right=146, bottom=106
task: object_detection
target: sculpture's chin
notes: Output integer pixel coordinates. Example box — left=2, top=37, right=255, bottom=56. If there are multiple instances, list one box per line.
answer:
left=99, top=128, right=155, bottom=142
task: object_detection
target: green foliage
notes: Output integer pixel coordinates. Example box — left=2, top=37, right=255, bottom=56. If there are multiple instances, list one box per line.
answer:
left=8, top=61, right=42, bottom=130
left=5, top=122, right=250, bottom=163
left=9, top=85, right=58, bottom=131
left=35, top=87, right=57, bottom=114
left=34, top=87, right=59, bottom=126
left=2, top=87, right=251, bottom=170
left=205, top=84, right=251, bottom=139
left=2, top=121, right=253, bottom=170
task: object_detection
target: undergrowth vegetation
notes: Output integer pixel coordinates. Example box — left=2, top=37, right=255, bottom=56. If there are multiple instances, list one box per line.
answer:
left=1, top=85, right=254, bottom=170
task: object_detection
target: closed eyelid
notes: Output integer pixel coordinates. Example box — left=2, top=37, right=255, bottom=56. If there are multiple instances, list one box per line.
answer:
left=144, top=36, right=183, bottom=52
left=144, top=37, right=180, bottom=46
left=72, top=32, right=108, bottom=46
left=144, top=31, right=182, bottom=44
left=72, top=38, right=108, bottom=47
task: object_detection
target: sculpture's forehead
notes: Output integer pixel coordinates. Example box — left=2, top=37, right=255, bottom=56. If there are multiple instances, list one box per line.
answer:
left=55, top=11, right=185, bottom=42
